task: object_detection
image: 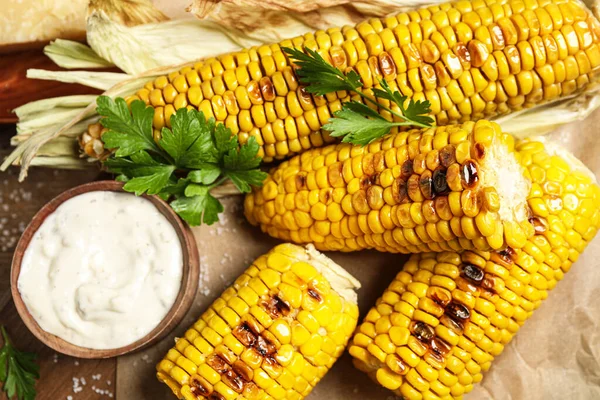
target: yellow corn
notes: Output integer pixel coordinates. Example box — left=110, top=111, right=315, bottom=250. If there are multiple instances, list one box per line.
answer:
left=348, top=139, right=600, bottom=399
left=245, top=120, right=536, bottom=253
left=83, top=0, right=600, bottom=161
left=156, top=243, right=360, bottom=400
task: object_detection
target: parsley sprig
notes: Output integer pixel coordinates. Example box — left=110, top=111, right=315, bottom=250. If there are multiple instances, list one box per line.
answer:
left=97, top=96, right=267, bottom=225
left=284, top=47, right=434, bottom=145
left=0, top=326, right=39, bottom=400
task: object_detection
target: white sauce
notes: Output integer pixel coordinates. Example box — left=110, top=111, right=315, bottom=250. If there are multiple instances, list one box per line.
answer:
left=18, top=191, right=183, bottom=350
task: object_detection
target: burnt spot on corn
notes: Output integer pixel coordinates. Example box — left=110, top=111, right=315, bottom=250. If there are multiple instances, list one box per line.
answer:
left=307, top=288, right=323, bottom=302
left=440, top=145, right=457, bottom=168
left=247, top=80, right=263, bottom=104
left=419, top=171, right=435, bottom=199
left=360, top=174, right=379, bottom=188
left=259, top=77, right=276, bottom=102
left=207, top=355, right=230, bottom=373
left=222, top=369, right=244, bottom=393
left=392, top=178, right=409, bottom=203
left=208, top=392, right=227, bottom=400
left=255, top=335, right=277, bottom=356
left=401, top=160, right=414, bottom=178
left=295, top=173, right=307, bottom=190
left=233, top=360, right=254, bottom=381
left=233, top=323, right=258, bottom=347
left=190, top=376, right=213, bottom=396
left=481, top=275, right=498, bottom=293
left=411, top=321, right=435, bottom=342
left=430, top=337, right=452, bottom=356
left=461, top=263, right=485, bottom=284
left=473, top=142, right=486, bottom=161
left=529, top=216, right=548, bottom=234
left=262, top=295, right=292, bottom=318
left=432, top=167, right=450, bottom=196
left=440, top=314, right=464, bottom=334
left=461, top=160, right=479, bottom=189
left=379, top=52, right=397, bottom=78
left=429, top=287, right=452, bottom=306
left=445, top=301, right=471, bottom=322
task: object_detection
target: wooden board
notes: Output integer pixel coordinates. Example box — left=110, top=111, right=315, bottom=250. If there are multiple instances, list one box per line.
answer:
left=0, top=51, right=104, bottom=124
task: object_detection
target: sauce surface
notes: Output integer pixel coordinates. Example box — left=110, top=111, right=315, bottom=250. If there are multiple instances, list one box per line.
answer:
left=18, top=191, right=183, bottom=349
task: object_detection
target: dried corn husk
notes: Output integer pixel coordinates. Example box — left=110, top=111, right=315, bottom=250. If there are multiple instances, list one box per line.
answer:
left=4, top=0, right=600, bottom=181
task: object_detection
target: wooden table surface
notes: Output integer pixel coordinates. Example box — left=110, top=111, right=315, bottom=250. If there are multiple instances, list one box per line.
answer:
left=0, top=124, right=116, bottom=400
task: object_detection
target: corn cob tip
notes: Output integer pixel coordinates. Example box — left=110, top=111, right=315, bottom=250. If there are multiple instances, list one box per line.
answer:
left=528, top=135, right=597, bottom=183
left=303, top=243, right=361, bottom=303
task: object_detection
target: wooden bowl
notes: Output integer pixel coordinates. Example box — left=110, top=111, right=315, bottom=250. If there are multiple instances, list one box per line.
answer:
left=10, top=181, right=199, bottom=358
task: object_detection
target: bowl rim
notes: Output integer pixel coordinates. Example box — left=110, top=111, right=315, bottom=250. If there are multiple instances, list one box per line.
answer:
left=10, top=180, right=199, bottom=359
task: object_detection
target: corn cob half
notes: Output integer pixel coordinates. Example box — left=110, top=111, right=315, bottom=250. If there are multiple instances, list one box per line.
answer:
left=81, top=0, right=600, bottom=161
left=245, top=120, right=535, bottom=253
left=348, top=139, right=600, bottom=399
left=156, top=243, right=360, bottom=400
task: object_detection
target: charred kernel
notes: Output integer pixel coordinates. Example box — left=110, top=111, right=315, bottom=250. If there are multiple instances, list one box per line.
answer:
left=445, top=301, right=470, bottom=321
left=392, top=178, right=409, bottom=203
left=430, top=337, right=452, bottom=356
left=259, top=77, right=276, bottom=102
left=233, top=324, right=258, bottom=347
left=379, top=52, right=398, bottom=79
left=460, top=160, right=479, bottom=189
left=222, top=369, right=244, bottom=393
left=419, top=170, right=435, bottom=199
left=440, top=314, right=464, bottom=334
left=308, top=288, right=323, bottom=302
left=232, top=360, right=254, bottom=381
left=432, top=168, right=450, bottom=195
left=439, top=145, right=457, bottom=168
left=529, top=216, right=548, bottom=234
left=296, top=173, right=308, bottom=190
left=461, top=263, right=485, bottom=283
left=481, top=275, right=497, bottom=292
left=263, top=295, right=292, bottom=318
left=411, top=321, right=435, bottom=342
left=208, top=392, right=227, bottom=400
left=255, top=335, right=276, bottom=356
left=191, top=376, right=213, bottom=396
left=207, top=355, right=230, bottom=373
left=401, top=160, right=414, bottom=178
left=473, top=143, right=486, bottom=161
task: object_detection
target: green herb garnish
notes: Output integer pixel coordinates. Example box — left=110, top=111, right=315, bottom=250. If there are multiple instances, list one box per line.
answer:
left=0, top=326, right=39, bottom=400
left=97, top=96, right=267, bottom=226
left=283, top=47, right=434, bottom=145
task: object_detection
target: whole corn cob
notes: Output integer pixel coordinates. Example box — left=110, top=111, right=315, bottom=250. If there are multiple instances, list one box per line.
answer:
left=81, top=0, right=600, bottom=161
left=156, top=243, right=361, bottom=400
left=348, top=139, right=600, bottom=399
left=245, top=120, right=535, bottom=253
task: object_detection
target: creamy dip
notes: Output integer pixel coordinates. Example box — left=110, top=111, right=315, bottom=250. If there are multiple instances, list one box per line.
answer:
left=18, top=191, right=183, bottom=349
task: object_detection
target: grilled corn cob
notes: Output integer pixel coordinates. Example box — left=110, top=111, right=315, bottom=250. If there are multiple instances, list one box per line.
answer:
left=156, top=243, right=360, bottom=400
left=82, top=0, right=600, bottom=161
left=348, top=139, right=600, bottom=399
left=245, top=120, right=535, bottom=253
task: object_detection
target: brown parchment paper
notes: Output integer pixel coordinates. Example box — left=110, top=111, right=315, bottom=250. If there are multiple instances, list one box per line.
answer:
left=116, top=109, right=600, bottom=400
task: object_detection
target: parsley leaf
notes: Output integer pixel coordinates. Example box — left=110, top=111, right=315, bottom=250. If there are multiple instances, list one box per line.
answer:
left=98, top=97, right=160, bottom=157
left=283, top=47, right=361, bottom=95
left=172, top=185, right=224, bottom=225
left=159, top=108, right=202, bottom=166
left=284, top=48, right=434, bottom=145
left=97, top=96, right=267, bottom=226
left=325, top=105, right=394, bottom=146
left=1, top=326, right=39, bottom=400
